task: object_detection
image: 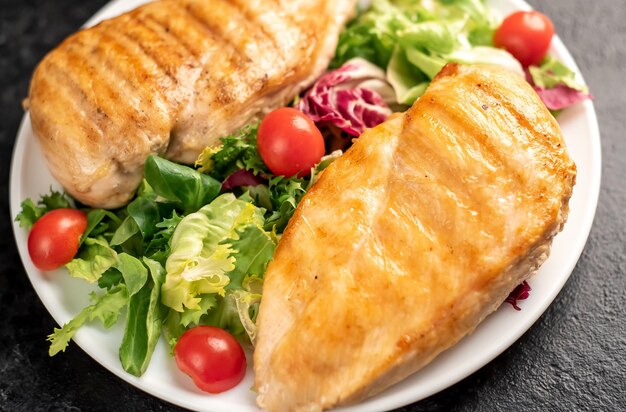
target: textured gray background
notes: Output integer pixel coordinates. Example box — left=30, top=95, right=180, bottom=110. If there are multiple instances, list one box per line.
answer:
left=0, top=0, right=624, bottom=411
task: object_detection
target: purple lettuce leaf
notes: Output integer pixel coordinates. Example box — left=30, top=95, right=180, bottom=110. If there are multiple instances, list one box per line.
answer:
left=296, top=58, right=394, bottom=137
left=533, top=84, right=593, bottom=111
left=221, top=169, right=266, bottom=191
left=505, top=281, right=532, bottom=311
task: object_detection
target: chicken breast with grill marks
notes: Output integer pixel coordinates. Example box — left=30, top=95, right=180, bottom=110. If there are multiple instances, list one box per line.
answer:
left=28, top=0, right=357, bottom=208
left=253, top=63, right=576, bottom=412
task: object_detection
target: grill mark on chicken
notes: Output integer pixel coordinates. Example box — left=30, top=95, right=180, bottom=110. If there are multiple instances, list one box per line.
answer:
left=179, top=2, right=259, bottom=111
left=121, top=14, right=181, bottom=86
left=414, top=81, right=537, bottom=224
left=191, top=0, right=288, bottom=80
left=398, top=115, right=486, bottom=217
left=476, top=85, right=564, bottom=196
left=184, top=1, right=278, bottom=108
left=61, top=45, right=142, bottom=151
left=140, top=15, right=199, bottom=61
left=101, top=29, right=175, bottom=101
left=46, top=50, right=113, bottom=146
left=129, top=12, right=193, bottom=76
left=181, top=3, right=252, bottom=65
left=422, top=93, right=518, bottom=182
left=472, top=75, right=551, bottom=157
left=225, top=0, right=285, bottom=60
left=30, top=61, right=105, bottom=153
left=85, top=33, right=162, bottom=152
left=74, top=34, right=143, bottom=118
left=92, top=30, right=170, bottom=124
left=101, top=29, right=177, bottom=151
left=141, top=4, right=211, bottom=60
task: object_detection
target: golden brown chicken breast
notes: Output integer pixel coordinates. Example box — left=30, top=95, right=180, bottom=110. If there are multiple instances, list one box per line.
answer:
left=28, top=0, right=356, bottom=208
left=253, top=63, right=576, bottom=412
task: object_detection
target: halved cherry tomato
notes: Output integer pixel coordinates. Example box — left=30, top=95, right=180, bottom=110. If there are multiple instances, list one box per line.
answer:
left=494, top=10, right=554, bottom=67
left=174, top=326, right=246, bottom=394
left=28, top=208, right=88, bottom=271
left=257, top=107, right=325, bottom=177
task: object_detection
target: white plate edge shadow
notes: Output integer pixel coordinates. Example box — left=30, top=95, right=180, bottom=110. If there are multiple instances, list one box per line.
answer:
left=9, top=0, right=601, bottom=411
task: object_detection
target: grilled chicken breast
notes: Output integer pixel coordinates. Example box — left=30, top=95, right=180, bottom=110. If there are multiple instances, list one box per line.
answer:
left=254, top=63, right=576, bottom=412
left=28, top=0, right=356, bottom=208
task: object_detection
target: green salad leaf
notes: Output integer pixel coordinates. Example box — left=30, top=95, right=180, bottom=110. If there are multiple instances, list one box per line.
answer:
left=161, top=193, right=276, bottom=345
left=119, top=258, right=167, bottom=376
left=224, top=224, right=276, bottom=291
left=180, top=294, right=217, bottom=328
left=529, top=55, right=589, bottom=92
left=333, top=0, right=522, bottom=105
left=115, top=253, right=148, bottom=297
left=15, top=189, right=71, bottom=229
left=196, top=124, right=265, bottom=180
left=65, top=237, right=118, bottom=283
left=144, top=155, right=221, bottom=214
left=47, top=285, right=128, bottom=356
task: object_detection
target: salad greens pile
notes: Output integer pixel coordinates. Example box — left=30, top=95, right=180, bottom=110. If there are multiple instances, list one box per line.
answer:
left=17, top=124, right=335, bottom=376
left=332, top=0, right=522, bottom=105
left=329, top=0, right=590, bottom=111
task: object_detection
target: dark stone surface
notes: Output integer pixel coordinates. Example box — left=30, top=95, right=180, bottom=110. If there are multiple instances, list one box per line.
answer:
left=0, top=0, right=624, bottom=411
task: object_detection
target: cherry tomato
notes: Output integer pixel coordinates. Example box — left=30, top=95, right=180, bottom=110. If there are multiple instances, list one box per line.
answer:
left=28, top=208, right=88, bottom=271
left=174, top=326, right=246, bottom=393
left=257, top=107, right=325, bottom=177
left=494, top=10, right=555, bottom=67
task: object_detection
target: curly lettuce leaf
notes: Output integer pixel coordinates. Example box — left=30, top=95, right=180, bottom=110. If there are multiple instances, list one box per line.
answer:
left=180, top=294, right=217, bottom=327
left=48, top=285, right=128, bottom=356
left=15, top=189, right=72, bottom=229
left=196, top=124, right=266, bottom=181
left=529, top=56, right=588, bottom=91
left=161, top=193, right=277, bottom=344
left=263, top=176, right=307, bottom=233
left=231, top=275, right=264, bottom=345
left=82, top=209, right=121, bottom=244
left=224, top=225, right=276, bottom=291
left=387, top=46, right=429, bottom=104
left=202, top=293, right=247, bottom=337
left=145, top=211, right=183, bottom=264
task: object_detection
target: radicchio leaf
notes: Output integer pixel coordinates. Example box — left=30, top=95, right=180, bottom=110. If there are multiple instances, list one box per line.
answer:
left=296, top=58, right=394, bottom=137
left=505, top=281, right=532, bottom=311
left=533, top=84, right=593, bottom=111
left=222, top=169, right=266, bottom=191
left=525, top=61, right=593, bottom=111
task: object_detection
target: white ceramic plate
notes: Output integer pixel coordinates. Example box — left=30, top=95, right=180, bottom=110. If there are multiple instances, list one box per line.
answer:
left=10, top=0, right=601, bottom=411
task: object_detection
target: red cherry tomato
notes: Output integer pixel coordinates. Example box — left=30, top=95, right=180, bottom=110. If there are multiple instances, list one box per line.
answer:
left=257, top=107, right=325, bottom=177
left=494, top=10, right=555, bottom=67
left=174, top=326, right=246, bottom=394
left=28, top=208, right=88, bottom=271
